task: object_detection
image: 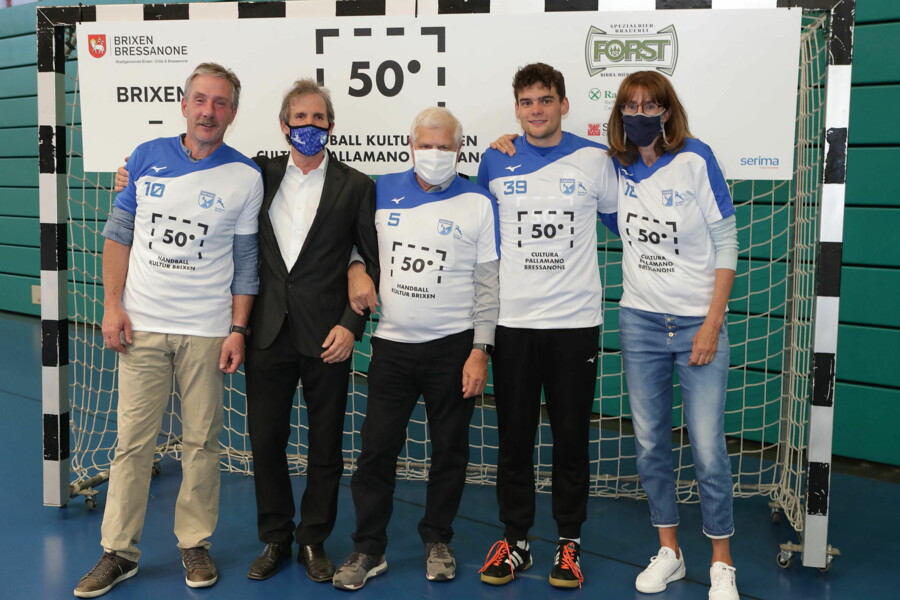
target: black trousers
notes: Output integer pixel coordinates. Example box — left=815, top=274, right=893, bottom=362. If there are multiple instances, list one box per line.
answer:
left=491, top=325, right=599, bottom=541
left=351, top=330, right=476, bottom=556
left=245, top=320, right=351, bottom=546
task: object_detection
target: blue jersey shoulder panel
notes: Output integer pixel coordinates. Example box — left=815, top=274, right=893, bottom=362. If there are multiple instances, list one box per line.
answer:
left=378, top=169, right=496, bottom=211
left=557, top=131, right=609, bottom=153
left=680, top=138, right=734, bottom=218
left=113, top=137, right=260, bottom=214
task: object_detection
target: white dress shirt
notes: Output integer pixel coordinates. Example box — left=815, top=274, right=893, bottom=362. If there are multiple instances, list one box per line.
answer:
left=269, top=152, right=329, bottom=269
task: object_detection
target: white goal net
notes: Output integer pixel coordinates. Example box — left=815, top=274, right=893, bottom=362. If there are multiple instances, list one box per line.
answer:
left=57, top=11, right=830, bottom=539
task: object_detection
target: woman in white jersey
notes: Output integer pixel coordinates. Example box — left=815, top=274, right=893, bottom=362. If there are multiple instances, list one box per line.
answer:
left=607, top=71, right=739, bottom=600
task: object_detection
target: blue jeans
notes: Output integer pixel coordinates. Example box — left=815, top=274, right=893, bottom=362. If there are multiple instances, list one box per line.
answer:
left=619, top=306, right=734, bottom=538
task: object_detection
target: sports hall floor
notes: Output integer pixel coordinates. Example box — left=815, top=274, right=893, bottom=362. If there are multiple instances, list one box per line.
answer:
left=1, top=311, right=897, bottom=600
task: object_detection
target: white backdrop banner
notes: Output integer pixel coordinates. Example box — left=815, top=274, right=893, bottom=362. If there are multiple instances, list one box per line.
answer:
left=77, top=7, right=801, bottom=179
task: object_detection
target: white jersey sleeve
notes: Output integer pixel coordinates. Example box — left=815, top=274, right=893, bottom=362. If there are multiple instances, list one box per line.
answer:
left=592, top=149, right=619, bottom=215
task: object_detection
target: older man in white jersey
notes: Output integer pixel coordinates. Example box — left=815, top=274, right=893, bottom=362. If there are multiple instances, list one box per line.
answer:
left=333, top=107, right=500, bottom=591
left=74, top=62, right=263, bottom=598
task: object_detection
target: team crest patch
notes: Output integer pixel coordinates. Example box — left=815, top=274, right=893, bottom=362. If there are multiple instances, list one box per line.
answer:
left=438, top=219, right=453, bottom=235
left=560, top=178, right=576, bottom=195
left=198, top=191, right=216, bottom=209
left=662, top=189, right=686, bottom=207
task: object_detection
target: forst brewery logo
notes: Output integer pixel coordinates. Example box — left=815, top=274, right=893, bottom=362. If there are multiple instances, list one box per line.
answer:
left=585, top=24, right=678, bottom=76
left=88, top=35, right=107, bottom=58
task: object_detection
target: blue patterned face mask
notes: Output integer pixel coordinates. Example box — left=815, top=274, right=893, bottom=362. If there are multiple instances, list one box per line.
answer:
left=287, top=124, right=329, bottom=156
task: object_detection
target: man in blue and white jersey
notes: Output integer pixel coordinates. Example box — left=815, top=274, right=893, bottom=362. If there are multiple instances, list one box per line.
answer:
left=332, top=107, right=499, bottom=591
left=476, top=63, right=617, bottom=590
left=74, top=63, right=263, bottom=598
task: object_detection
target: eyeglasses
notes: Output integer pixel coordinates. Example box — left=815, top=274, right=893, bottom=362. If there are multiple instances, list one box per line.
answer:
left=620, top=101, right=666, bottom=116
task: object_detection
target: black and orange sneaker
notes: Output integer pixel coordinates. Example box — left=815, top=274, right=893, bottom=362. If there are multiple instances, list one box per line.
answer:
left=549, top=540, right=584, bottom=589
left=478, top=539, right=532, bottom=585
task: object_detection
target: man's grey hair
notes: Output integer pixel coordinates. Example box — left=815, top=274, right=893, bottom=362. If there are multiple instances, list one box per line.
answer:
left=410, top=106, right=463, bottom=147
left=184, top=62, right=242, bottom=110
left=279, top=79, right=335, bottom=126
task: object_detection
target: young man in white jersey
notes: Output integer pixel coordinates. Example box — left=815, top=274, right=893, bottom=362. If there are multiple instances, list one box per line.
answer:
left=476, top=63, right=618, bottom=589
left=332, top=107, right=500, bottom=591
left=74, top=63, right=263, bottom=598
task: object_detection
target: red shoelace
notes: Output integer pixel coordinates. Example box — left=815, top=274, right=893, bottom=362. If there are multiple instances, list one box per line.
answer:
left=478, top=540, right=513, bottom=576
left=557, top=542, right=584, bottom=588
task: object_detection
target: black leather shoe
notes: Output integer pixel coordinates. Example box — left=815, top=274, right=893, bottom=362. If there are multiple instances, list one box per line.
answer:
left=298, top=544, right=335, bottom=582
left=247, top=542, right=292, bottom=580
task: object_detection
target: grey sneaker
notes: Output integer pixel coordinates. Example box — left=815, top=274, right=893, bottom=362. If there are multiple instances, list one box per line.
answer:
left=181, top=547, right=218, bottom=588
left=332, top=552, right=388, bottom=591
left=425, top=542, right=456, bottom=581
left=73, top=552, right=138, bottom=598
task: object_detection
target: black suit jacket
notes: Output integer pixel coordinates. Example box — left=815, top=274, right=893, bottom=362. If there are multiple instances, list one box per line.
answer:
left=248, top=152, right=379, bottom=357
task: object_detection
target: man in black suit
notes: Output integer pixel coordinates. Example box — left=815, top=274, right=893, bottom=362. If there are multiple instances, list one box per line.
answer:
left=244, top=79, right=379, bottom=582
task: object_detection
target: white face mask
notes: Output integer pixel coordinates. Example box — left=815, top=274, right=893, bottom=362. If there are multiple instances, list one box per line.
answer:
left=413, top=148, right=458, bottom=186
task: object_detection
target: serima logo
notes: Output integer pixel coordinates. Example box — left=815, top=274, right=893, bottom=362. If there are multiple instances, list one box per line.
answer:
left=584, top=25, right=678, bottom=76
left=88, top=35, right=107, bottom=58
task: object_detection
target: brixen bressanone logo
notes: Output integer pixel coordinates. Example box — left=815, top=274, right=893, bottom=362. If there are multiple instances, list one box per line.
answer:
left=585, top=25, right=678, bottom=76
left=86, top=34, right=189, bottom=60
left=88, top=35, right=107, bottom=58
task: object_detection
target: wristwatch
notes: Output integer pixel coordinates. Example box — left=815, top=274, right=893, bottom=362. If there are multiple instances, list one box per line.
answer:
left=472, top=343, right=494, bottom=356
left=230, top=325, right=248, bottom=336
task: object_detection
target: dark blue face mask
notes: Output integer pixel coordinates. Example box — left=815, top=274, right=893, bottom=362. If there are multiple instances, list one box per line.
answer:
left=622, top=114, right=665, bottom=148
left=287, top=124, right=329, bottom=156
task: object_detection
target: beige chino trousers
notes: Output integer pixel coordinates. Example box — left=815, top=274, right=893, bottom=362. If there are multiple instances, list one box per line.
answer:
left=99, top=331, right=225, bottom=562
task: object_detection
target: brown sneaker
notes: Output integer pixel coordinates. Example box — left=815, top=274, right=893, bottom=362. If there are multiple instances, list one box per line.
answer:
left=424, top=542, right=456, bottom=581
left=73, top=552, right=138, bottom=598
left=181, top=547, right=218, bottom=588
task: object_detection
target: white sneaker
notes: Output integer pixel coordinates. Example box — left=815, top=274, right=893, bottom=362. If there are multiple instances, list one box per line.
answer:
left=708, top=561, right=739, bottom=600
left=635, top=547, right=686, bottom=593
